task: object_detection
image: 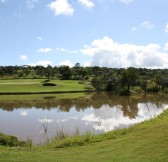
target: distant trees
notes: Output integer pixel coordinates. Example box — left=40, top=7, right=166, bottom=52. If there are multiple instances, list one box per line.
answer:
left=58, top=66, right=71, bottom=80
left=1, top=64, right=168, bottom=95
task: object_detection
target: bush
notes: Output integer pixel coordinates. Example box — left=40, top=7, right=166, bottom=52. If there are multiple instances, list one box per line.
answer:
left=0, top=133, right=20, bottom=147
left=42, top=83, right=56, bottom=86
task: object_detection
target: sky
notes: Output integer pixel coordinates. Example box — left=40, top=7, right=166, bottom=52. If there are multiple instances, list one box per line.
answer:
left=0, top=0, right=168, bottom=68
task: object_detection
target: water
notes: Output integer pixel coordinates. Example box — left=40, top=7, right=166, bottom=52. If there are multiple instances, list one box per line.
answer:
left=0, top=93, right=167, bottom=144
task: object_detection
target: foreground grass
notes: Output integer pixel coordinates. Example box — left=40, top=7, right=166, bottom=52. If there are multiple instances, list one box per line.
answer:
left=1, top=109, right=168, bottom=162
left=0, top=79, right=94, bottom=94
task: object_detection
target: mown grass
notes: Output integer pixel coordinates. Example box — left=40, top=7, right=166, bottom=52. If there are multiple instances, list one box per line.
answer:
left=1, top=109, right=168, bottom=162
left=0, top=79, right=94, bottom=94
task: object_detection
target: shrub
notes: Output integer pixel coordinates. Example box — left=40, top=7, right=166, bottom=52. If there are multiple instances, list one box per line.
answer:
left=42, top=83, right=56, bottom=86
left=0, top=133, right=20, bottom=147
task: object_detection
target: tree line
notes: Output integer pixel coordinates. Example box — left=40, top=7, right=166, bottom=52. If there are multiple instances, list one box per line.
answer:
left=1, top=63, right=168, bottom=95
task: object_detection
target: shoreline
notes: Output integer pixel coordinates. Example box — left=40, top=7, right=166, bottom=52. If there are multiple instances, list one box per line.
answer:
left=0, top=90, right=95, bottom=95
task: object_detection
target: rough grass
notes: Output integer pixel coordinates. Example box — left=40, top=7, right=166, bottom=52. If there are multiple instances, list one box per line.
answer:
left=1, top=109, right=168, bottom=162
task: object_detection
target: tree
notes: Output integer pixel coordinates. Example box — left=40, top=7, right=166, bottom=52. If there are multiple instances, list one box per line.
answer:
left=58, top=66, right=72, bottom=80
left=45, top=65, right=54, bottom=81
left=35, top=66, right=46, bottom=77
left=155, top=74, right=164, bottom=90
left=91, top=76, right=107, bottom=91
left=121, top=67, right=139, bottom=95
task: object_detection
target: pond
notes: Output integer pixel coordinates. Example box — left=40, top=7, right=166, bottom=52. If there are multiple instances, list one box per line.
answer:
left=0, top=92, right=168, bottom=144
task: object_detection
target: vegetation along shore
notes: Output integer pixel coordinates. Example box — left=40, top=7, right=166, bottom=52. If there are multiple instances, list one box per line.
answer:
left=1, top=64, right=168, bottom=95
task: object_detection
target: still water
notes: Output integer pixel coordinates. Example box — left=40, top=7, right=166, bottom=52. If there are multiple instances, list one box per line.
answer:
left=0, top=93, right=168, bottom=144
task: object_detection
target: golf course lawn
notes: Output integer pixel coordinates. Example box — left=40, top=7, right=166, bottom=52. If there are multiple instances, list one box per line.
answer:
left=0, top=79, right=93, bottom=93
left=0, top=109, right=168, bottom=162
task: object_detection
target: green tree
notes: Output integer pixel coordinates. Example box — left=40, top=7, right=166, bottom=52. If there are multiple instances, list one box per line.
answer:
left=121, top=67, right=139, bottom=95
left=58, top=66, right=72, bottom=80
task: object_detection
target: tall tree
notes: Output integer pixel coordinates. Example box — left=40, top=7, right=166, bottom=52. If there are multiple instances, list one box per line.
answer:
left=121, top=67, right=139, bottom=95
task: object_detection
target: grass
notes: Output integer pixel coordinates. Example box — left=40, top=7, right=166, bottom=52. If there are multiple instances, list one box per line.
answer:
left=0, top=79, right=94, bottom=94
left=1, top=109, right=168, bottom=161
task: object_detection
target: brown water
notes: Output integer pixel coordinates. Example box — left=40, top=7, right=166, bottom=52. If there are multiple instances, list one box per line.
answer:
left=0, top=92, right=167, bottom=144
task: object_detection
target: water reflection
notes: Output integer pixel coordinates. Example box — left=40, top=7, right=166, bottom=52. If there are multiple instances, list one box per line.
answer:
left=0, top=93, right=167, bottom=144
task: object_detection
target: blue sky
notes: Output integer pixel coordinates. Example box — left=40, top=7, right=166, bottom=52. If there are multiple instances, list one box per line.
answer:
left=1, top=0, right=168, bottom=68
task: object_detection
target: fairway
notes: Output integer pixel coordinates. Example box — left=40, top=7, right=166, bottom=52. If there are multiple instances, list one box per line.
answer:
left=0, top=79, right=93, bottom=93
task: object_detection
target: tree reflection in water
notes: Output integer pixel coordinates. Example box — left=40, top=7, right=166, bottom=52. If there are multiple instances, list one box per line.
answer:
left=0, top=92, right=168, bottom=143
left=0, top=93, right=168, bottom=119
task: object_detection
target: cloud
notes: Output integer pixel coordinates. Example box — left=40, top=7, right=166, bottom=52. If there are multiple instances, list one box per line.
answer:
left=131, top=27, right=136, bottom=32
left=56, top=48, right=79, bottom=54
left=37, top=36, right=43, bottom=41
left=20, top=55, right=28, bottom=61
left=58, top=60, right=74, bottom=67
left=37, top=48, right=53, bottom=53
left=165, top=23, right=168, bottom=33
left=164, top=42, right=168, bottom=51
left=120, top=0, right=134, bottom=4
left=26, top=0, right=39, bottom=9
left=141, top=21, right=155, bottom=29
left=81, top=36, right=168, bottom=68
left=78, top=0, right=95, bottom=8
left=47, top=0, right=74, bottom=16
left=56, top=48, right=67, bottom=52
left=29, top=60, right=52, bottom=67
left=0, top=0, right=7, bottom=4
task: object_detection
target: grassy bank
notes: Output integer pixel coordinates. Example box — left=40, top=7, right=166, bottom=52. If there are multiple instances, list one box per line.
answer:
left=0, top=79, right=94, bottom=94
left=1, top=109, right=168, bottom=162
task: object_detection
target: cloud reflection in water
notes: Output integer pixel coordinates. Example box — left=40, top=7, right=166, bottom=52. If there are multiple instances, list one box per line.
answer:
left=20, top=110, right=28, bottom=117
left=81, top=103, right=168, bottom=132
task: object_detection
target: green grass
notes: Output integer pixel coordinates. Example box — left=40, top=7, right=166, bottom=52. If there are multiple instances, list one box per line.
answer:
left=0, top=79, right=94, bottom=94
left=1, top=109, right=168, bottom=161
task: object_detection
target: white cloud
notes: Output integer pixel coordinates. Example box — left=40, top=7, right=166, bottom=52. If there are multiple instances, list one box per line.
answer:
left=165, top=23, right=168, bottom=33
left=84, top=60, right=91, bottom=67
left=78, top=0, right=95, bottom=8
left=29, top=60, right=52, bottom=67
left=141, top=21, right=155, bottom=29
left=120, top=0, right=134, bottom=4
left=81, top=36, right=168, bottom=69
left=58, top=60, right=74, bottom=67
left=56, top=48, right=79, bottom=54
left=26, top=0, right=39, bottom=9
left=164, top=42, right=168, bottom=51
left=47, top=0, right=74, bottom=16
left=37, top=48, right=53, bottom=53
left=0, top=0, right=7, bottom=4
left=20, top=55, right=28, bottom=61
left=56, top=48, right=67, bottom=52
left=37, top=36, right=43, bottom=41
left=131, top=27, right=136, bottom=31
